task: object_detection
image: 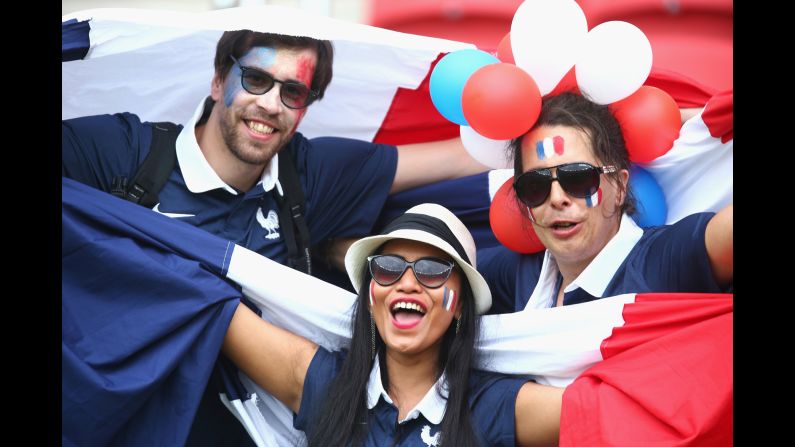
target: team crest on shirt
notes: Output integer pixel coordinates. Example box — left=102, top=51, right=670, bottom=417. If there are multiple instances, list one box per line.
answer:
left=420, top=425, right=440, bottom=446
left=256, top=209, right=281, bottom=239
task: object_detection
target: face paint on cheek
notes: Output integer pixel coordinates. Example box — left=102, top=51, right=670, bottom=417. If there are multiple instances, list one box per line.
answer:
left=585, top=187, right=602, bottom=208
left=223, top=65, right=244, bottom=108
left=443, top=287, right=457, bottom=313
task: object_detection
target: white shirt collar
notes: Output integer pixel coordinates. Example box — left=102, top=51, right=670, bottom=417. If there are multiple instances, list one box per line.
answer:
left=366, top=355, right=448, bottom=425
left=175, top=96, right=279, bottom=195
left=564, top=213, right=644, bottom=296
left=524, top=214, right=643, bottom=309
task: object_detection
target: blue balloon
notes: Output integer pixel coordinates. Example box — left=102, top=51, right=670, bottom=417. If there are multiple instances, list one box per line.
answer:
left=629, top=165, right=667, bottom=228
left=429, top=49, right=499, bottom=126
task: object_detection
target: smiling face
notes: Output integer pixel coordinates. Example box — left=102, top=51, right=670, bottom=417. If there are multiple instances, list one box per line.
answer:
left=520, top=124, right=628, bottom=269
left=369, top=239, right=461, bottom=359
left=210, top=45, right=317, bottom=166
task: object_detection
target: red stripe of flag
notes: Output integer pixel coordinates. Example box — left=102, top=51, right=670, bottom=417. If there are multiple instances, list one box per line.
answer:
left=561, top=293, right=733, bottom=446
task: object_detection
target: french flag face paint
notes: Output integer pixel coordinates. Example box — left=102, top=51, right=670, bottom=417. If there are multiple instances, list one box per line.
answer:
left=369, top=281, right=375, bottom=307
left=443, top=286, right=457, bottom=313
left=585, top=188, right=602, bottom=208
left=536, top=136, right=565, bottom=160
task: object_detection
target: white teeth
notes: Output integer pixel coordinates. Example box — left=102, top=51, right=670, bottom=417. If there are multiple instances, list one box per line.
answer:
left=391, top=302, right=426, bottom=314
left=247, top=121, right=275, bottom=135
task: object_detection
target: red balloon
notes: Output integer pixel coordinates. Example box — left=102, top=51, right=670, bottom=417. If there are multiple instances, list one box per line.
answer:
left=489, top=177, right=545, bottom=254
left=496, top=33, right=515, bottom=64
left=462, top=63, right=542, bottom=140
left=609, top=86, right=681, bottom=163
left=547, top=66, right=580, bottom=97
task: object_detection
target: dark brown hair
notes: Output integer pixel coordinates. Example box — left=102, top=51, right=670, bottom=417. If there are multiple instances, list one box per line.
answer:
left=213, top=30, right=334, bottom=100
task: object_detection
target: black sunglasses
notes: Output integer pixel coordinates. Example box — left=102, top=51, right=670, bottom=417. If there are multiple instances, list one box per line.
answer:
left=229, top=55, right=318, bottom=109
left=368, top=254, right=455, bottom=289
left=513, top=162, right=617, bottom=208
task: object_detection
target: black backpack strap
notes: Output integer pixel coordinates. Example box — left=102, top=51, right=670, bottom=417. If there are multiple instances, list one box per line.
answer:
left=274, top=148, right=312, bottom=275
left=111, top=122, right=180, bottom=208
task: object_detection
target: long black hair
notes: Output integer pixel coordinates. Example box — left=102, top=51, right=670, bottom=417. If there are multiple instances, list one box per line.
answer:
left=306, top=260, right=482, bottom=446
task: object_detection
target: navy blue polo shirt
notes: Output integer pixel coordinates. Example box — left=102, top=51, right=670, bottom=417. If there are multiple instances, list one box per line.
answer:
left=479, top=212, right=724, bottom=313
left=62, top=98, right=398, bottom=264
left=295, top=347, right=527, bottom=446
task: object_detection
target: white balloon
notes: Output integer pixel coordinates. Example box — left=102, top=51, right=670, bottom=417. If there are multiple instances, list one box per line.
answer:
left=460, top=125, right=513, bottom=169
left=510, top=0, right=587, bottom=95
left=576, top=21, right=653, bottom=105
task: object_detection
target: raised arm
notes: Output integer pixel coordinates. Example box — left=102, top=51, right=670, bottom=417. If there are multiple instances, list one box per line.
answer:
left=391, top=137, right=488, bottom=193
left=222, top=303, right=319, bottom=413
left=515, top=381, right=564, bottom=447
left=705, top=203, right=733, bottom=288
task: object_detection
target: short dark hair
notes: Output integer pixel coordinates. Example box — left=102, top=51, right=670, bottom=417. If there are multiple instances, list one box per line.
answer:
left=510, top=92, right=636, bottom=215
left=213, top=30, right=334, bottom=101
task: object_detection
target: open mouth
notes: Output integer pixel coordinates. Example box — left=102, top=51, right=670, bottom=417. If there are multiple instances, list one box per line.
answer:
left=246, top=120, right=276, bottom=135
left=390, top=300, right=427, bottom=329
left=551, top=221, right=577, bottom=230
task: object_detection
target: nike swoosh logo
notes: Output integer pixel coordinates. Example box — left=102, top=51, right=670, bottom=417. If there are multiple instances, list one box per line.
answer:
left=152, top=203, right=195, bottom=218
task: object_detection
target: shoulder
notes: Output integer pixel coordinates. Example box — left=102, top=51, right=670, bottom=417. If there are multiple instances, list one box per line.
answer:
left=295, top=347, right=348, bottom=431
left=637, top=212, right=716, bottom=245
left=466, top=370, right=530, bottom=445
left=305, top=346, right=347, bottom=382
left=467, top=370, right=529, bottom=405
left=63, top=112, right=148, bottom=135
left=291, top=133, right=396, bottom=161
left=63, top=112, right=153, bottom=151
left=469, top=369, right=530, bottom=390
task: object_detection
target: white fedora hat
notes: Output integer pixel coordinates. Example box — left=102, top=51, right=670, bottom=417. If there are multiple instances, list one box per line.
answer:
left=344, top=203, right=492, bottom=315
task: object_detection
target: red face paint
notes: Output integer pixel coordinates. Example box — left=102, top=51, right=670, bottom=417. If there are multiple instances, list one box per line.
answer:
left=553, top=135, right=564, bottom=155
left=295, top=56, right=315, bottom=90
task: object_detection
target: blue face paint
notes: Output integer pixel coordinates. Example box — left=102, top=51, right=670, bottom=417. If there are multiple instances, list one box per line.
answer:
left=240, top=47, right=277, bottom=69
left=223, top=64, right=243, bottom=108
left=224, top=47, right=278, bottom=107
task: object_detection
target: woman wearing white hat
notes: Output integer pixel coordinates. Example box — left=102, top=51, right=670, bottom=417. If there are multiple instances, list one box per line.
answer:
left=222, top=203, right=563, bottom=446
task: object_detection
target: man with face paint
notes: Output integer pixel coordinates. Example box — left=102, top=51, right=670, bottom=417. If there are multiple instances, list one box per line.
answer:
left=62, top=30, right=488, bottom=446
left=477, top=92, right=733, bottom=313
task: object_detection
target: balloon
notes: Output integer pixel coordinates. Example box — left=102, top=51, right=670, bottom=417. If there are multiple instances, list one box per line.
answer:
left=429, top=49, right=500, bottom=126
left=511, top=0, right=587, bottom=95
left=490, top=177, right=545, bottom=254
left=610, top=86, right=681, bottom=163
left=460, top=126, right=513, bottom=169
left=576, top=21, right=652, bottom=105
left=496, top=33, right=515, bottom=64
left=461, top=63, right=542, bottom=140
left=547, top=66, right=580, bottom=97
left=629, top=165, right=667, bottom=228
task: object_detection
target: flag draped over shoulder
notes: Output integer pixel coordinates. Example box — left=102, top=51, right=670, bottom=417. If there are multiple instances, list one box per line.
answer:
left=63, top=178, right=733, bottom=446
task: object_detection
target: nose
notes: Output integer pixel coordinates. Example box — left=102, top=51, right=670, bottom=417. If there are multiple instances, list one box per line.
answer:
left=395, top=266, right=423, bottom=293
left=254, top=84, right=283, bottom=114
left=547, top=174, right=572, bottom=209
